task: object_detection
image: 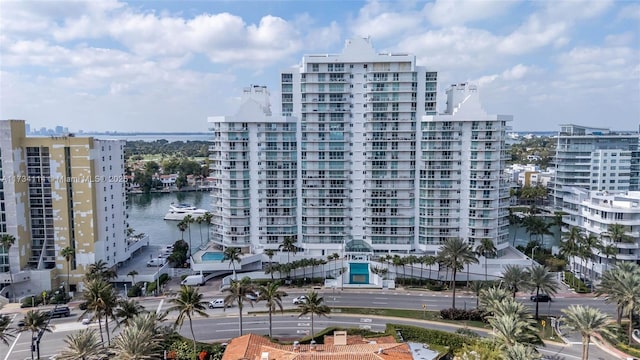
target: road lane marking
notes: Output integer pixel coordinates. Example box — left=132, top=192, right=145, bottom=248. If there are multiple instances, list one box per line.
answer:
left=4, top=331, right=21, bottom=360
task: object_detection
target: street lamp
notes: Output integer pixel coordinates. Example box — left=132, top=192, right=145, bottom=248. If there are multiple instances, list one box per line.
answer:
left=531, top=246, right=539, bottom=266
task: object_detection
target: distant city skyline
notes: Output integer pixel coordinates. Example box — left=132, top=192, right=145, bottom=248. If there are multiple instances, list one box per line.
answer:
left=1, top=1, right=638, bottom=132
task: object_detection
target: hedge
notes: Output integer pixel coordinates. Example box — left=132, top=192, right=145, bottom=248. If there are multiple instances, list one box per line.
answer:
left=563, top=271, right=591, bottom=293
left=386, top=323, right=474, bottom=351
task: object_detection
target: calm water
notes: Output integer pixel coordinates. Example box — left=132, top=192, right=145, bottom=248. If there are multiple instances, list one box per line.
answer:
left=126, top=192, right=560, bottom=250
left=127, top=192, right=211, bottom=248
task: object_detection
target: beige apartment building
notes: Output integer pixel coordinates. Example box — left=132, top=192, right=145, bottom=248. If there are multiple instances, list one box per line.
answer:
left=0, top=120, right=128, bottom=301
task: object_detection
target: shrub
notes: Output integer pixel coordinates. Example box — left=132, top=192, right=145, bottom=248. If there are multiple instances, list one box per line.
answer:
left=455, top=328, right=480, bottom=338
left=616, top=343, right=640, bottom=358
left=386, top=324, right=474, bottom=351
left=440, top=308, right=486, bottom=322
left=127, top=285, right=142, bottom=297
left=563, top=271, right=590, bottom=293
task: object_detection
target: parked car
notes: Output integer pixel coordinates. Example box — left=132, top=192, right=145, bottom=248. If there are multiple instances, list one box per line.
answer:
left=47, top=306, right=71, bottom=318
left=530, top=294, right=551, bottom=302
left=245, top=291, right=260, bottom=301
left=292, top=295, right=307, bottom=305
left=208, top=299, right=226, bottom=309
left=146, top=258, right=165, bottom=267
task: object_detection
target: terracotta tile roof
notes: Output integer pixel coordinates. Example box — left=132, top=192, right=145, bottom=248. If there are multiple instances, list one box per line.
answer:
left=222, top=334, right=413, bottom=360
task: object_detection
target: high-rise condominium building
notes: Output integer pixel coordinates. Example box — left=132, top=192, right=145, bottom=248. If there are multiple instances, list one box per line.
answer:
left=552, top=124, right=640, bottom=209
left=0, top=120, right=127, bottom=299
left=208, top=38, right=511, bottom=259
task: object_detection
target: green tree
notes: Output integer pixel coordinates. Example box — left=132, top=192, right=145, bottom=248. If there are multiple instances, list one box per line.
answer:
left=297, top=291, right=331, bottom=342
left=438, top=238, right=478, bottom=309
left=182, top=215, right=195, bottom=256
left=526, top=265, right=559, bottom=319
left=177, top=221, right=188, bottom=242
left=479, top=286, right=511, bottom=314
left=57, top=328, right=103, bottom=360
left=475, top=238, right=497, bottom=281
left=223, top=246, right=242, bottom=280
left=424, top=255, right=437, bottom=280
left=0, top=234, right=16, bottom=302
left=257, top=281, right=287, bottom=338
left=0, top=315, right=14, bottom=346
left=168, top=285, right=209, bottom=354
left=222, top=277, right=256, bottom=336
left=115, top=299, right=145, bottom=328
left=502, top=265, right=529, bottom=298
left=82, top=278, right=116, bottom=344
left=502, top=343, right=542, bottom=360
left=17, top=310, right=52, bottom=359
left=127, top=270, right=138, bottom=286
left=86, top=260, right=116, bottom=281
left=111, top=314, right=164, bottom=360
left=603, top=223, right=632, bottom=243
left=597, top=262, right=640, bottom=344
left=560, top=226, right=583, bottom=286
left=60, top=246, right=75, bottom=296
left=264, top=249, right=276, bottom=280
left=279, top=236, right=298, bottom=264
left=561, top=305, right=613, bottom=360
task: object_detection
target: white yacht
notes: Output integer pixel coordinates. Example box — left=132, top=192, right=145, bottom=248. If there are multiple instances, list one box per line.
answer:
left=163, top=203, right=209, bottom=221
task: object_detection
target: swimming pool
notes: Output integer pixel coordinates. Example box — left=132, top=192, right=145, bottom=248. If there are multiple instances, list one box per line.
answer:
left=202, top=252, right=225, bottom=261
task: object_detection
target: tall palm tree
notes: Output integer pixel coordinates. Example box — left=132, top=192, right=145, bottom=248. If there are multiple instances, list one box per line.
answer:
left=82, top=278, right=116, bottom=344
left=438, top=238, right=478, bottom=309
left=596, top=262, right=640, bottom=344
left=0, top=315, right=15, bottom=346
left=60, top=246, right=75, bottom=296
left=469, top=281, right=485, bottom=308
left=502, top=265, right=529, bottom=298
left=222, top=277, right=256, bottom=336
left=598, top=242, right=618, bottom=273
left=127, top=270, right=138, bottom=286
left=201, top=212, right=213, bottom=244
left=578, top=233, right=600, bottom=284
left=115, top=299, right=145, bottom=328
left=279, top=236, right=298, bottom=263
left=223, top=246, right=242, bottom=280
left=297, top=290, right=330, bottom=341
left=57, top=328, right=103, bottom=360
left=183, top=214, right=195, bottom=255
left=424, top=255, right=436, bottom=280
left=475, top=238, right=497, bottom=281
left=561, top=305, right=612, bottom=360
left=17, top=310, right=52, bottom=359
left=560, top=226, right=583, bottom=285
left=257, top=281, right=287, bottom=338
left=0, top=234, right=16, bottom=302
left=526, top=265, right=559, bottom=319
left=177, top=220, right=188, bottom=242
left=168, top=285, right=209, bottom=354
left=195, top=215, right=204, bottom=247
left=604, top=223, right=632, bottom=243
left=508, top=208, right=522, bottom=246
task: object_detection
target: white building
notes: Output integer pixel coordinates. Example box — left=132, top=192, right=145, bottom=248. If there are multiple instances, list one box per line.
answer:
left=202, top=39, right=520, bottom=285
left=563, top=187, right=640, bottom=280
left=552, top=124, right=640, bottom=209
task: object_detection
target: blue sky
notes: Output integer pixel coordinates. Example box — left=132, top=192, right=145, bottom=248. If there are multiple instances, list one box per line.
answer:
left=1, top=0, right=638, bottom=132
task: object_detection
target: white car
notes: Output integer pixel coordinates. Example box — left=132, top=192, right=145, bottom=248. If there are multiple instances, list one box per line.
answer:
left=292, top=295, right=307, bottom=305
left=245, top=291, right=260, bottom=301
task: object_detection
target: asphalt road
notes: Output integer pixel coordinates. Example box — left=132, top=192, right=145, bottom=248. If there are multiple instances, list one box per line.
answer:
left=0, top=292, right=618, bottom=360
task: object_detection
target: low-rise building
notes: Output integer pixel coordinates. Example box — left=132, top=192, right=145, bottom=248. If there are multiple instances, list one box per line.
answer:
left=562, top=187, right=640, bottom=280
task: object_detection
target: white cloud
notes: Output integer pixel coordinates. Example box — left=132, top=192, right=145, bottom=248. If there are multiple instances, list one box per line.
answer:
left=501, top=64, right=530, bottom=80
left=497, top=15, right=568, bottom=55
left=349, top=0, right=425, bottom=40
left=618, top=3, right=640, bottom=20
left=425, top=0, right=518, bottom=26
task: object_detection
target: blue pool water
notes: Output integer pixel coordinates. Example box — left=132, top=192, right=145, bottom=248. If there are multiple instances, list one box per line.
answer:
left=202, top=252, right=224, bottom=261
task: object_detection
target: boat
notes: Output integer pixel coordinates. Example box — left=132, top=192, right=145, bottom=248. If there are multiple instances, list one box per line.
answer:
left=163, top=203, right=209, bottom=221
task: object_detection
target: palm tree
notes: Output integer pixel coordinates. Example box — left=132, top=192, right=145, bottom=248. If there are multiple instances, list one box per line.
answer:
left=222, top=277, right=256, bottom=336
left=502, top=343, right=542, bottom=360
left=82, top=278, right=116, bottom=344
left=86, top=260, right=116, bottom=281
left=469, top=281, right=485, bottom=308
left=17, top=310, right=52, bottom=358
left=438, top=238, right=478, bottom=309
left=168, top=285, right=209, bottom=354
left=115, top=299, right=145, bottom=328
left=297, top=290, right=331, bottom=341
left=526, top=265, right=559, bottom=319
left=604, top=223, right=632, bottom=243
left=560, top=226, right=583, bottom=286
left=502, top=265, right=529, bottom=298
left=598, top=242, right=618, bottom=273
left=279, top=235, right=298, bottom=263
left=508, top=208, right=523, bottom=246
left=196, top=215, right=204, bottom=247
left=578, top=233, right=600, bottom=285
left=561, top=305, right=612, bottom=360
left=488, top=312, right=539, bottom=348
left=183, top=214, right=195, bottom=255
left=201, top=212, right=213, bottom=244
left=257, top=281, right=287, bottom=338
left=177, top=220, right=188, bottom=242
left=596, top=262, right=640, bottom=344
left=424, top=255, right=437, bottom=280
left=60, top=246, right=75, bottom=296
left=475, top=238, right=497, bottom=281
left=223, top=246, right=242, bottom=280
left=111, top=314, right=163, bottom=360
left=479, top=286, right=511, bottom=315
left=127, top=270, right=138, bottom=286
left=0, top=315, right=14, bottom=346
left=57, top=328, right=103, bottom=360
left=0, top=234, right=16, bottom=302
